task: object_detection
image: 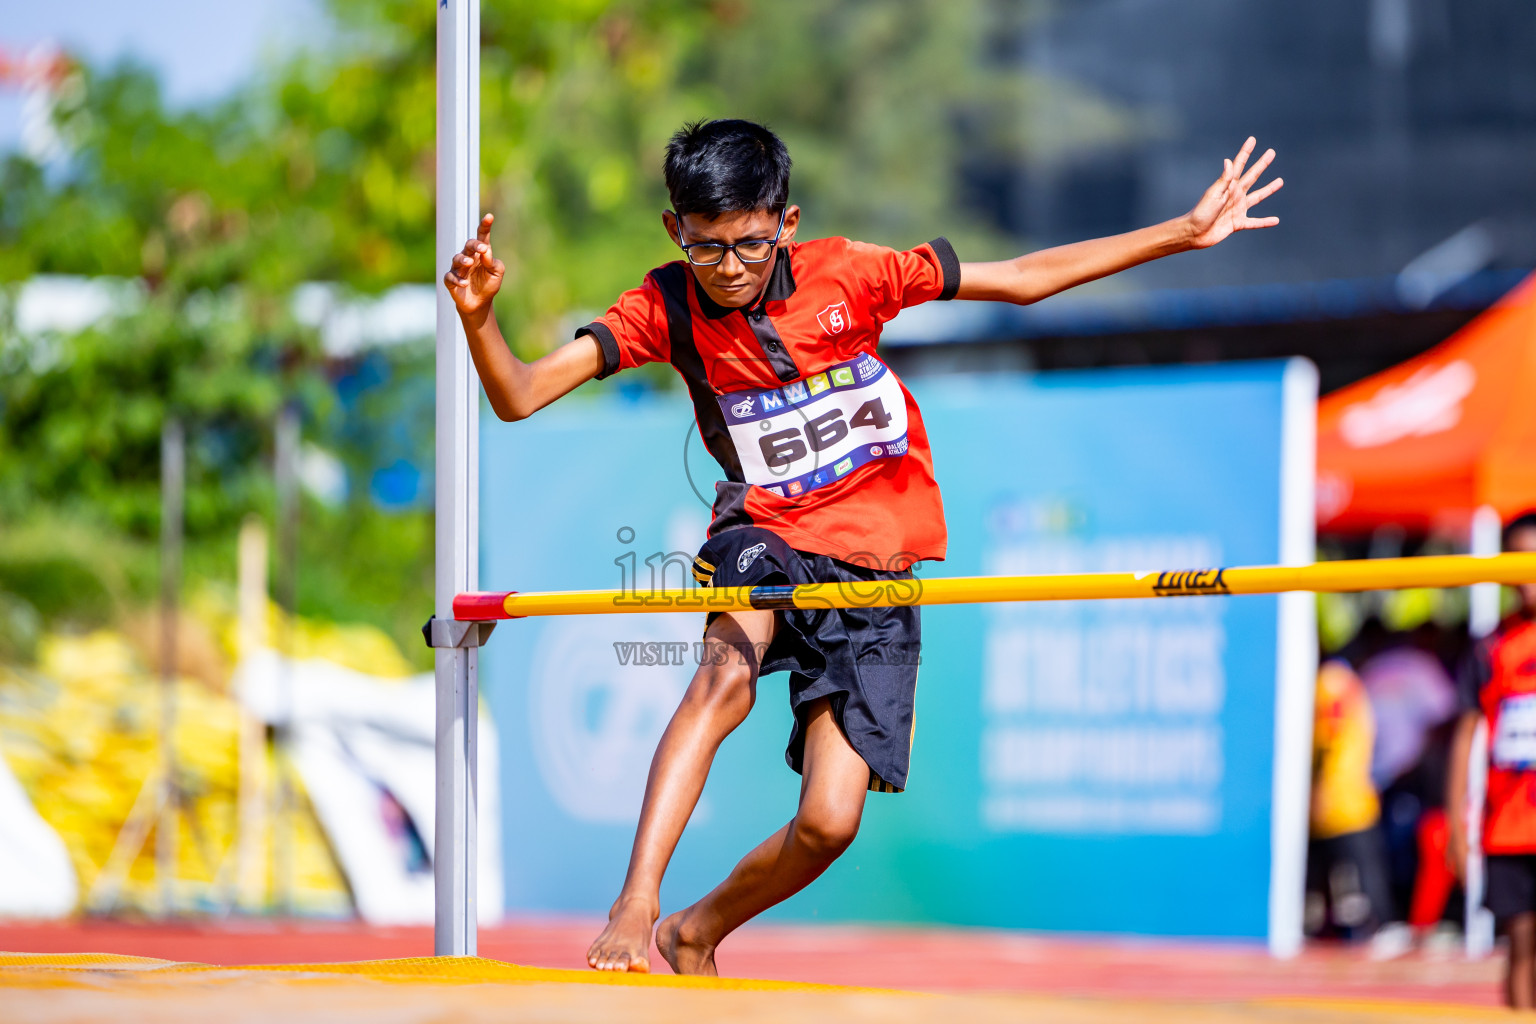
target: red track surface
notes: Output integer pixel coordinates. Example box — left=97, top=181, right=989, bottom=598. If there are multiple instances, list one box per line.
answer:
left=0, top=918, right=1500, bottom=1006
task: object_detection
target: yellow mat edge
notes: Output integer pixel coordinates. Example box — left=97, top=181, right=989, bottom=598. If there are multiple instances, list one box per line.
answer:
left=0, top=952, right=916, bottom=995
left=0, top=952, right=1508, bottom=1015
left=0, top=952, right=182, bottom=969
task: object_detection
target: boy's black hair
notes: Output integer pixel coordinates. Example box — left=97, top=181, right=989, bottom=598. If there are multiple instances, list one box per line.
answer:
left=663, top=119, right=791, bottom=218
left=1505, top=510, right=1536, bottom=548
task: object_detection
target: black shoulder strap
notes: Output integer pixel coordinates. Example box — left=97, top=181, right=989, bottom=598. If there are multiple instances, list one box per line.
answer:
left=653, top=264, right=744, bottom=483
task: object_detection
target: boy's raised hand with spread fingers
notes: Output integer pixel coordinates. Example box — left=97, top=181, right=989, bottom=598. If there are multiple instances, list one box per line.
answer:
left=443, top=212, right=505, bottom=316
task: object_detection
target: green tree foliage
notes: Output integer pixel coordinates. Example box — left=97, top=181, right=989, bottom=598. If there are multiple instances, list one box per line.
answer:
left=0, top=59, right=331, bottom=537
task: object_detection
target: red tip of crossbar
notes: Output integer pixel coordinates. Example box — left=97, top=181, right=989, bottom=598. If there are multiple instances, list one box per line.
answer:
left=454, top=591, right=517, bottom=620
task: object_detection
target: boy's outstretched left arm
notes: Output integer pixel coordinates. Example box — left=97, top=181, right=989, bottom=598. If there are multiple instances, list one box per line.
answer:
left=956, top=137, right=1282, bottom=305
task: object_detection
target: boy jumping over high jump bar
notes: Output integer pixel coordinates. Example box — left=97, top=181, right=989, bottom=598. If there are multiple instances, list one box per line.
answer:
left=443, top=119, right=1280, bottom=975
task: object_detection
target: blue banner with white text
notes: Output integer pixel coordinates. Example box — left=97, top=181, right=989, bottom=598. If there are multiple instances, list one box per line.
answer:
left=481, top=360, right=1291, bottom=938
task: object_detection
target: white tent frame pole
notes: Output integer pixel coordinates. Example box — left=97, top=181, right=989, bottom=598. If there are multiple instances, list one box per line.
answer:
left=434, top=0, right=481, bottom=958
left=1465, top=505, right=1502, bottom=960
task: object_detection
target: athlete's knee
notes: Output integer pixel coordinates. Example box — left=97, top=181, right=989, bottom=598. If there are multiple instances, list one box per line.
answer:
left=792, top=806, right=861, bottom=861
left=682, top=656, right=755, bottom=723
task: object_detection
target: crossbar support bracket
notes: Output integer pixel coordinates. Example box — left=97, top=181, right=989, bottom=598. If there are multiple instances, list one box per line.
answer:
left=423, top=616, right=497, bottom=650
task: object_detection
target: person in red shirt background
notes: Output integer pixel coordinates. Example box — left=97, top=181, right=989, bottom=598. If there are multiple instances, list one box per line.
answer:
left=1449, top=511, right=1536, bottom=1007
left=443, top=118, right=1282, bottom=975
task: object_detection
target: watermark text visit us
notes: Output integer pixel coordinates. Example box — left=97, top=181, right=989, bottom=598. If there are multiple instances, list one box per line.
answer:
left=614, top=640, right=921, bottom=667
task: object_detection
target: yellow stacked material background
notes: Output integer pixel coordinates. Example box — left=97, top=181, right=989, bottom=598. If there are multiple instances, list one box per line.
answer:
left=0, top=589, right=419, bottom=918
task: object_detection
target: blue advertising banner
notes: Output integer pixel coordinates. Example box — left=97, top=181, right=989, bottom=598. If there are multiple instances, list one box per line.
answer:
left=481, top=359, right=1315, bottom=945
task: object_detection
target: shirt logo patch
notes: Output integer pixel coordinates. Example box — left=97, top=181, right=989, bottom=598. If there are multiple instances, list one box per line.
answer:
left=783, top=381, right=809, bottom=404
left=831, top=367, right=855, bottom=387
left=737, top=542, right=768, bottom=573
left=807, top=373, right=831, bottom=396
left=817, top=301, right=851, bottom=336
left=730, top=395, right=755, bottom=419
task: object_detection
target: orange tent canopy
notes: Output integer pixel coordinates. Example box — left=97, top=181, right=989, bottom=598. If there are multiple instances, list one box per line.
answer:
left=1317, top=273, right=1536, bottom=534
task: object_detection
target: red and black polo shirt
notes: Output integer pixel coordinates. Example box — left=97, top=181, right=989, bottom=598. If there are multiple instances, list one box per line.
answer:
left=577, top=236, right=959, bottom=569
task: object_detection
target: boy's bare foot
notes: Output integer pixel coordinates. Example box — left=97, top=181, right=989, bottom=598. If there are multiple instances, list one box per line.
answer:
left=587, top=896, right=657, bottom=972
left=656, top=908, right=718, bottom=976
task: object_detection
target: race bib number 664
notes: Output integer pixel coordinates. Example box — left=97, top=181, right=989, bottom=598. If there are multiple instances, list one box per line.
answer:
left=717, top=352, right=909, bottom=498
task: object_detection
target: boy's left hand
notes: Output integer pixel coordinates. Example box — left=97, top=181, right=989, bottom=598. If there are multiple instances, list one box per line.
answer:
left=1184, top=137, right=1283, bottom=250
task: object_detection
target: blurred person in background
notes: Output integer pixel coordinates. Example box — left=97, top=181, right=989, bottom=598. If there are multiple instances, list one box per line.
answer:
left=1448, top=511, right=1536, bottom=1008
left=1359, top=626, right=1462, bottom=952
left=1308, top=658, right=1401, bottom=953
left=1363, top=633, right=1459, bottom=795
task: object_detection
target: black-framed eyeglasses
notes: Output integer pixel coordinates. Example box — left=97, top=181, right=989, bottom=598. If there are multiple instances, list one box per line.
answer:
left=671, top=206, right=787, bottom=267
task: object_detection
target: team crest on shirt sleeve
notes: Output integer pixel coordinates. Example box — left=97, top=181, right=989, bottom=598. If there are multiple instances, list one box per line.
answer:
left=816, top=301, right=851, bottom=336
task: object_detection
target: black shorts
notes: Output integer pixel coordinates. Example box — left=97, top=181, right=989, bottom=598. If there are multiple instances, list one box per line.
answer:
left=1486, top=854, right=1536, bottom=924
left=692, top=526, right=920, bottom=794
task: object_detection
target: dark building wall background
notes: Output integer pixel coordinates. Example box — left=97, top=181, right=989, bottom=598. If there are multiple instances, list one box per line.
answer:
left=990, top=0, right=1536, bottom=289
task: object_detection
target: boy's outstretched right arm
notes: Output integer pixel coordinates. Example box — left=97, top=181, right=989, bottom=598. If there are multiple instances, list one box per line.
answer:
left=444, top=213, right=605, bottom=422
left=956, top=137, right=1282, bottom=307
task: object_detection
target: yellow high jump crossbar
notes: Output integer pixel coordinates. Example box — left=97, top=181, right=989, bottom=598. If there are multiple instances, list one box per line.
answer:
left=453, top=552, right=1536, bottom=621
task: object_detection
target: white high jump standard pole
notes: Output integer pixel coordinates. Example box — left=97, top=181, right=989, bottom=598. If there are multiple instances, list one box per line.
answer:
left=433, top=0, right=482, bottom=958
